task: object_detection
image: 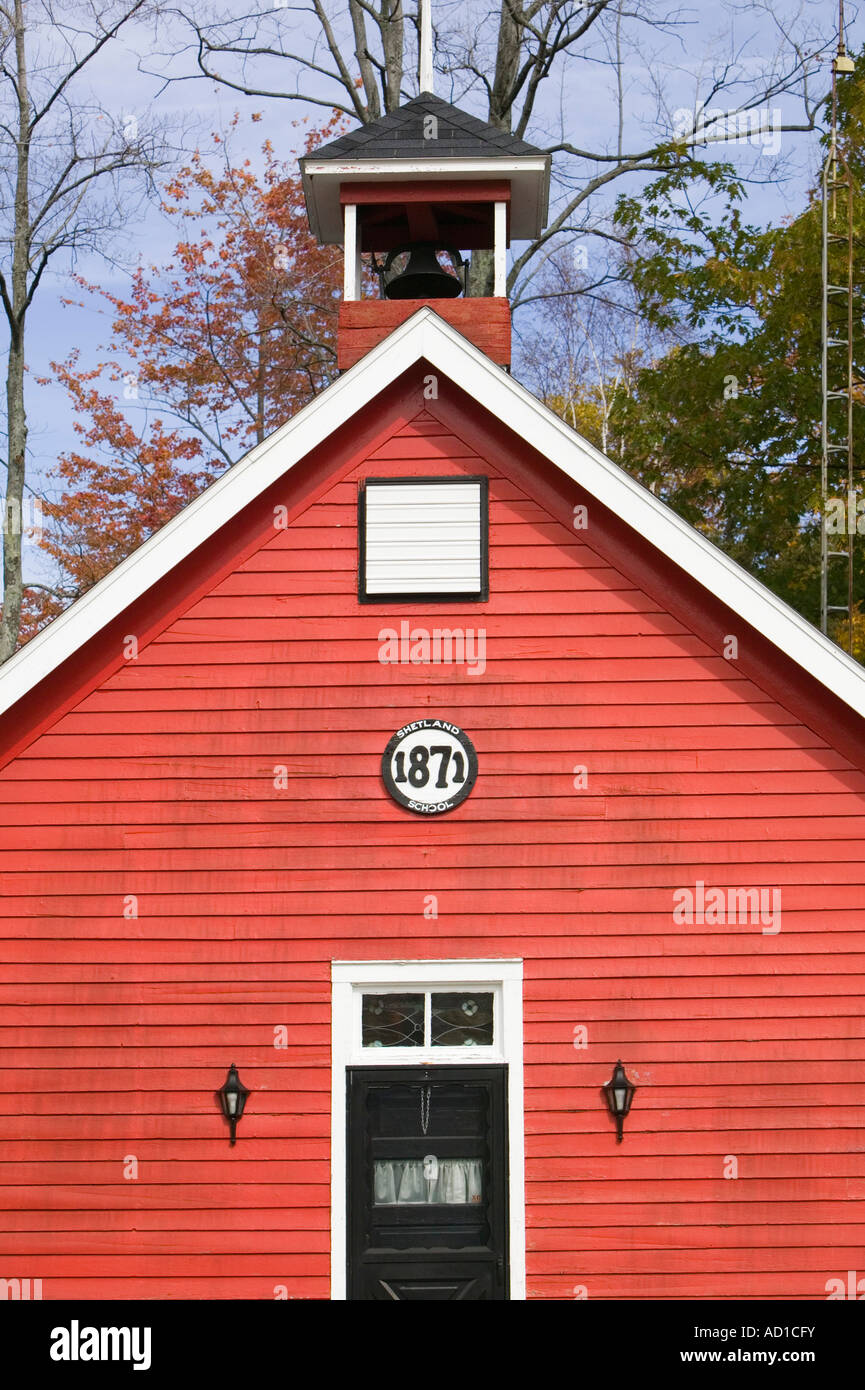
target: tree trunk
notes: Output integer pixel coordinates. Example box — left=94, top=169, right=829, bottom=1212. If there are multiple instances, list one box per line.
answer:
left=489, top=0, right=520, bottom=132
left=2, top=339, right=27, bottom=661
left=0, top=0, right=30, bottom=661
left=256, top=307, right=267, bottom=446
left=381, top=0, right=403, bottom=113
left=467, top=246, right=494, bottom=298
left=467, top=0, right=520, bottom=299
left=348, top=0, right=382, bottom=120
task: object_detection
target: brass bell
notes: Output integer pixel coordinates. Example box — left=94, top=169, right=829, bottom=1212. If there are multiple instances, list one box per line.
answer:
left=380, top=244, right=463, bottom=300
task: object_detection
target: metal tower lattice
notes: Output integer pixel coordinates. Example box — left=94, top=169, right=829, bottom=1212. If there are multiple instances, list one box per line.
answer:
left=820, top=3, right=859, bottom=651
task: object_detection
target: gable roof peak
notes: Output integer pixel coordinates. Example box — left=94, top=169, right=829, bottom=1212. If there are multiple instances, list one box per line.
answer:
left=302, top=92, right=546, bottom=164
left=1, top=306, right=864, bottom=736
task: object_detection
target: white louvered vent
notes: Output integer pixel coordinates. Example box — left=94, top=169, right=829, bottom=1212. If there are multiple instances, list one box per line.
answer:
left=362, top=478, right=487, bottom=598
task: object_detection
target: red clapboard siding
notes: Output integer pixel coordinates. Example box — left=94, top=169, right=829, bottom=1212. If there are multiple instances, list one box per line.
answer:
left=337, top=297, right=511, bottom=367
left=0, top=382, right=863, bottom=1305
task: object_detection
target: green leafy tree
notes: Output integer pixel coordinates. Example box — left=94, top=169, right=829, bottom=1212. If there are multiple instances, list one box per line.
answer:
left=609, top=70, right=865, bottom=657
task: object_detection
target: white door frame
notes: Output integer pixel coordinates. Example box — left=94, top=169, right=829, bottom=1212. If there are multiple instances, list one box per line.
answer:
left=330, top=958, right=525, bottom=1300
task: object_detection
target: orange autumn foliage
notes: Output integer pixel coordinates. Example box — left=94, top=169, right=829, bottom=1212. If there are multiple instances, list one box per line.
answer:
left=26, top=115, right=344, bottom=639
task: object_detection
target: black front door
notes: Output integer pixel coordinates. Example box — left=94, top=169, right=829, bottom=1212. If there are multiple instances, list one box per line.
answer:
left=347, top=1065, right=509, bottom=1300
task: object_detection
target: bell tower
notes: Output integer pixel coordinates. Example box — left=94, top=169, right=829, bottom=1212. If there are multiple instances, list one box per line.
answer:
left=300, top=82, right=550, bottom=370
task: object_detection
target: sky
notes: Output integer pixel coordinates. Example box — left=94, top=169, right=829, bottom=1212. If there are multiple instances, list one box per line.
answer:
left=4, top=0, right=858, bottom=589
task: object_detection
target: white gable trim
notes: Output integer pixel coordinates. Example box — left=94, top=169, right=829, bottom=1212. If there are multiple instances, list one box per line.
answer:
left=2, top=306, right=865, bottom=722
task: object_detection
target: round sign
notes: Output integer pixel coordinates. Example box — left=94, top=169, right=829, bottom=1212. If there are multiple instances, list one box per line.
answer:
left=382, top=719, right=478, bottom=815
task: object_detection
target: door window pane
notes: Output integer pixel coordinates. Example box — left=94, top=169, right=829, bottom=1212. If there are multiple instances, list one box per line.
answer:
left=374, top=1158, right=483, bottom=1205
left=430, top=993, right=494, bottom=1047
left=362, top=993, right=424, bottom=1047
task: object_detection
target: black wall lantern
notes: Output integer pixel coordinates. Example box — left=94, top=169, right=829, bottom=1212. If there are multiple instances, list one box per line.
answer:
left=217, top=1063, right=250, bottom=1146
left=602, top=1059, right=636, bottom=1143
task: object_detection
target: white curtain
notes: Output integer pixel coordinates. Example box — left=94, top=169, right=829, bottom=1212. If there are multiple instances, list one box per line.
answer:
left=374, top=1159, right=483, bottom=1205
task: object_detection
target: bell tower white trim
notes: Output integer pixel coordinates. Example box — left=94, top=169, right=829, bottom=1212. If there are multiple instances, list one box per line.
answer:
left=342, top=202, right=361, bottom=302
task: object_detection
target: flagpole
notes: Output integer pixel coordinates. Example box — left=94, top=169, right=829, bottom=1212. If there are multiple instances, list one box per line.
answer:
left=419, top=0, right=434, bottom=92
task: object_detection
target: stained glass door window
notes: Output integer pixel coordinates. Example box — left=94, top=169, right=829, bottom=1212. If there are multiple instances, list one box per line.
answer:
left=361, top=991, right=495, bottom=1049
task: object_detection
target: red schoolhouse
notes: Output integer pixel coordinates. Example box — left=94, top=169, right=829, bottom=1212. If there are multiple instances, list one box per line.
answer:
left=1, top=94, right=864, bottom=1301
